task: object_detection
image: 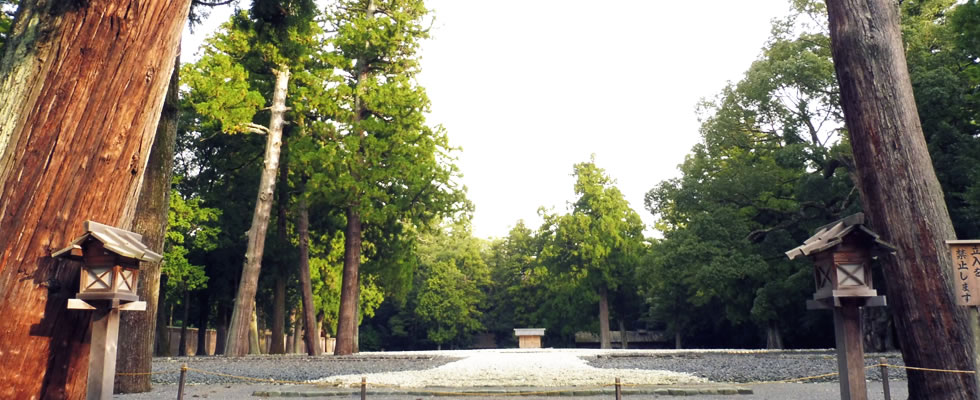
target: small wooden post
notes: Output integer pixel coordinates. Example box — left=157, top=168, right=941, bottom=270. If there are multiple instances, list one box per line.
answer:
left=86, top=305, right=121, bottom=400
left=361, top=376, right=366, bottom=400
left=177, top=363, right=188, bottom=400
left=879, top=357, right=890, bottom=400
left=615, top=377, right=622, bottom=400
left=833, top=299, right=868, bottom=400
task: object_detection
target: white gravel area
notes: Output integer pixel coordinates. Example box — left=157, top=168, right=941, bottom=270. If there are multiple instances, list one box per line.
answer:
left=314, top=349, right=707, bottom=387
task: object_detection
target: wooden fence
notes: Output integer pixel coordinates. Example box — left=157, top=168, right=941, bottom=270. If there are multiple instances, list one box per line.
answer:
left=164, top=327, right=334, bottom=355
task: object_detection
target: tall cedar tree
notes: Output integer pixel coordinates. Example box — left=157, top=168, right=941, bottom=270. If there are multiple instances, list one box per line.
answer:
left=318, top=0, right=465, bottom=355
left=825, top=0, right=978, bottom=397
left=199, top=0, right=315, bottom=356
left=0, top=0, right=190, bottom=397
left=541, top=160, right=645, bottom=349
left=180, top=5, right=328, bottom=356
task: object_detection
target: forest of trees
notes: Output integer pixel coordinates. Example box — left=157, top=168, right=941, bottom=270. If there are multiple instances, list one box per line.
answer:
left=143, top=0, right=980, bottom=355
left=0, top=0, right=979, bottom=396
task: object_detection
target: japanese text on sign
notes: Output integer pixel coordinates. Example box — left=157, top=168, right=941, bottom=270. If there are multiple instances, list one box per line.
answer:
left=948, top=240, right=980, bottom=306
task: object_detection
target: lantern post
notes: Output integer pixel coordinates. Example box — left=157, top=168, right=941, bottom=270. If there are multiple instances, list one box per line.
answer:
left=786, top=213, right=896, bottom=400
left=53, top=221, right=162, bottom=400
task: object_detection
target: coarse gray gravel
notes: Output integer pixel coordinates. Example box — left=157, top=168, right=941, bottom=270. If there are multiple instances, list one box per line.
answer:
left=145, top=354, right=459, bottom=385
left=584, top=350, right=907, bottom=383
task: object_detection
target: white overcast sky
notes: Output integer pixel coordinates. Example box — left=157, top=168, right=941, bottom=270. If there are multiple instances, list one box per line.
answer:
left=184, top=0, right=795, bottom=240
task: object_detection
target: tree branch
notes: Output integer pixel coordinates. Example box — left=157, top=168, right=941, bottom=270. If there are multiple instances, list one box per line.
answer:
left=242, top=123, right=270, bottom=135
left=192, top=0, right=235, bottom=6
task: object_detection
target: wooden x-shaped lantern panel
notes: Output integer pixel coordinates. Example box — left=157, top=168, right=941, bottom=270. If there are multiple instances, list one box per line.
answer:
left=836, top=263, right=866, bottom=287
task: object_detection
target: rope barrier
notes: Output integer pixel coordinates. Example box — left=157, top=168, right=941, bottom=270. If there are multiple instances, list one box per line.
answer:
left=183, top=367, right=343, bottom=387
left=743, top=371, right=841, bottom=385
left=879, top=363, right=976, bottom=375
left=116, top=370, right=180, bottom=376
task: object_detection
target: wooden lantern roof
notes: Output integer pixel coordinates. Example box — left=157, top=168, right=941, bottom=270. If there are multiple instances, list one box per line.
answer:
left=52, top=220, right=162, bottom=263
left=785, top=213, right=897, bottom=261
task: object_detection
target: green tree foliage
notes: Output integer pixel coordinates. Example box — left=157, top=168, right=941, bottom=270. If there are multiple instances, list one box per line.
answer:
left=903, top=0, right=980, bottom=239
left=641, top=8, right=855, bottom=348
left=483, top=222, right=551, bottom=344
left=178, top=0, right=465, bottom=354
left=536, top=159, right=646, bottom=347
left=364, top=220, right=488, bottom=350
left=163, top=188, right=221, bottom=300
left=639, top=0, right=980, bottom=349
left=0, top=0, right=16, bottom=54
left=412, top=221, right=489, bottom=347
left=306, top=0, right=466, bottom=233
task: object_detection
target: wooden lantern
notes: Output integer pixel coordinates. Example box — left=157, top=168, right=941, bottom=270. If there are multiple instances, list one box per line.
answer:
left=54, top=221, right=161, bottom=400
left=53, top=221, right=162, bottom=303
left=785, top=213, right=896, bottom=400
left=786, top=213, right=896, bottom=305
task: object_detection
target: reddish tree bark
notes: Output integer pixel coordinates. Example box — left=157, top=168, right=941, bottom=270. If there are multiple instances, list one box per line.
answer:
left=335, top=207, right=362, bottom=355
left=297, top=194, right=320, bottom=355
left=825, top=0, right=977, bottom=397
left=270, top=150, right=290, bottom=355
left=0, top=0, right=190, bottom=398
left=115, top=53, right=180, bottom=393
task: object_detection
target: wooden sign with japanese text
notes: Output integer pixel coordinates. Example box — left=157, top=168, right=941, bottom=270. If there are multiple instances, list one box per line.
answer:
left=947, top=240, right=980, bottom=306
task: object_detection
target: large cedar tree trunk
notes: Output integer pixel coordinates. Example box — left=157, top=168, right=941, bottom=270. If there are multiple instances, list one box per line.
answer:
left=270, top=145, right=290, bottom=354
left=155, top=274, right=172, bottom=356
left=178, top=290, right=190, bottom=356
left=297, top=194, right=320, bottom=355
left=354, top=285, right=361, bottom=353
left=196, top=290, right=210, bottom=356
left=334, top=0, right=376, bottom=356
left=248, top=304, right=262, bottom=354
left=115, top=53, right=180, bottom=392
left=617, top=319, right=628, bottom=349
left=215, top=304, right=228, bottom=355
left=825, top=0, right=978, bottom=397
left=766, top=320, right=783, bottom=350
left=225, top=66, right=291, bottom=356
left=291, top=311, right=304, bottom=354
left=270, top=276, right=286, bottom=354
left=286, top=308, right=296, bottom=353
left=598, top=286, right=611, bottom=349
left=0, top=1, right=190, bottom=398
left=335, top=207, right=363, bottom=355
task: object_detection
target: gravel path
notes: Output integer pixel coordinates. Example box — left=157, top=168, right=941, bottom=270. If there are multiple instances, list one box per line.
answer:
left=316, top=349, right=705, bottom=387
